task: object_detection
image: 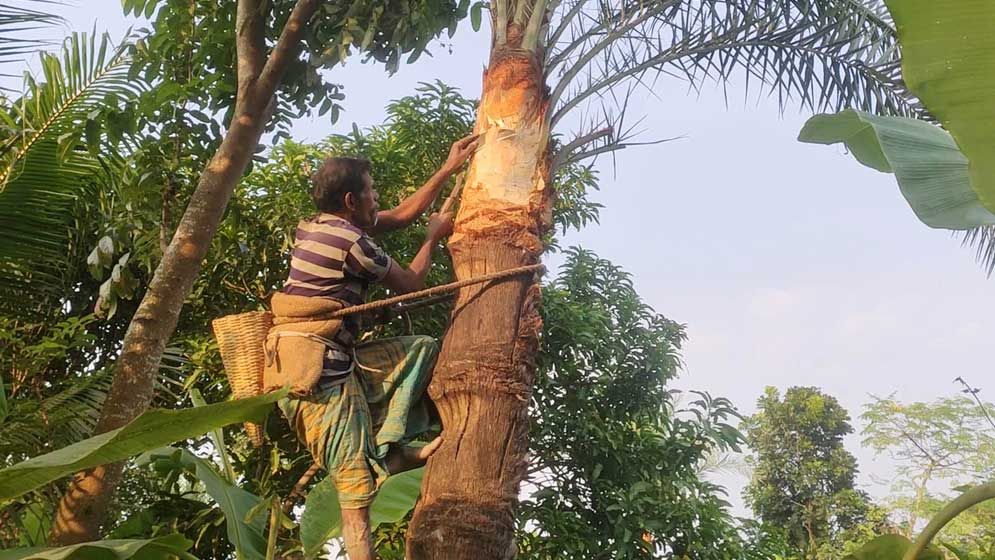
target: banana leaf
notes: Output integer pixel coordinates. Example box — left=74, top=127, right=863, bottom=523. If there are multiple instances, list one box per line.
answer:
left=0, top=534, right=196, bottom=560
left=799, top=109, right=995, bottom=229
left=0, top=390, right=285, bottom=502
left=886, top=0, right=995, bottom=212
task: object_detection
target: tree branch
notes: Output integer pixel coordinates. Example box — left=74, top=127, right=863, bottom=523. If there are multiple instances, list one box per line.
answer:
left=545, top=0, right=586, bottom=55
left=561, top=135, right=678, bottom=168
left=255, top=0, right=320, bottom=100
left=236, top=0, right=268, bottom=98
left=551, top=126, right=611, bottom=171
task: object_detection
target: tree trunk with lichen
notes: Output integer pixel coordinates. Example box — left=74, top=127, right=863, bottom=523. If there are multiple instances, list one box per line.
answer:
left=406, top=24, right=552, bottom=560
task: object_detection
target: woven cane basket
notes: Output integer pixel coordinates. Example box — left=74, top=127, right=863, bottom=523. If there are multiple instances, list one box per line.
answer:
left=211, top=310, right=273, bottom=447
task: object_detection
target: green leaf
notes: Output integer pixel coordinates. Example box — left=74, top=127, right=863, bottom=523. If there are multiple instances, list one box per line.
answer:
left=942, top=541, right=975, bottom=560
left=300, top=477, right=341, bottom=559
left=843, top=535, right=944, bottom=560
left=144, top=447, right=267, bottom=560
left=369, top=468, right=424, bottom=526
left=799, top=109, right=995, bottom=229
left=0, top=390, right=286, bottom=501
left=886, top=0, right=995, bottom=213
left=17, top=502, right=50, bottom=547
left=0, top=534, right=196, bottom=560
left=470, top=2, right=483, bottom=32
left=300, top=468, right=425, bottom=558
left=189, top=388, right=235, bottom=482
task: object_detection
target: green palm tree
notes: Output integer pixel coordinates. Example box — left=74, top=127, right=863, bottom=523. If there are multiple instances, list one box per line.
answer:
left=0, top=32, right=145, bottom=314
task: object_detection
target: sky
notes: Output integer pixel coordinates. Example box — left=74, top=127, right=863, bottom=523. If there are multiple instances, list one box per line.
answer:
left=11, top=1, right=995, bottom=515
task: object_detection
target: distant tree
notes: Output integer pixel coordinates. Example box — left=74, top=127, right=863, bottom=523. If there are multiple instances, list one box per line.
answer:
left=861, top=394, right=995, bottom=539
left=743, top=386, right=871, bottom=558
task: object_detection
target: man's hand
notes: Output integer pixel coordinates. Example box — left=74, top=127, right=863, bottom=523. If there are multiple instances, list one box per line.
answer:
left=383, top=211, right=455, bottom=294
left=442, top=133, right=480, bottom=174
left=427, top=211, right=455, bottom=241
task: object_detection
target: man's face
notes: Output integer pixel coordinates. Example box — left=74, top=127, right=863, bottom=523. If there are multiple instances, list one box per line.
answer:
left=347, top=172, right=379, bottom=230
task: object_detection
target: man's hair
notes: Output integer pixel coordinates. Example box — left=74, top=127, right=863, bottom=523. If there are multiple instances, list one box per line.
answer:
left=310, top=157, right=371, bottom=212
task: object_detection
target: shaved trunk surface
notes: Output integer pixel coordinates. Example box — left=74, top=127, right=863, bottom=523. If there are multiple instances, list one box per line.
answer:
left=407, top=37, right=552, bottom=559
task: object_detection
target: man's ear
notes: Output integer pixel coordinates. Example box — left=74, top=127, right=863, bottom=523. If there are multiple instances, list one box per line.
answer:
left=343, top=191, right=355, bottom=211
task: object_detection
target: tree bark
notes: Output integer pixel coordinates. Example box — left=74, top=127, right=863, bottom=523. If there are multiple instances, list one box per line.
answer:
left=49, top=0, right=319, bottom=544
left=406, top=34, right=552, bottom=558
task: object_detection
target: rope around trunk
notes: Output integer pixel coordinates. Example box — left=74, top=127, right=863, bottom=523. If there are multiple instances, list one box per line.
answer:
left=327, top=263, right=546, bottom=319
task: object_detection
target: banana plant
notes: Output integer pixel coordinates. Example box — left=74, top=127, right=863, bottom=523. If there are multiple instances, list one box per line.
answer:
left=0, top=534, right=197, bottom=560
left=0, top=390, right=284, bottom=502
left=799, top=0, right=995, bottom=271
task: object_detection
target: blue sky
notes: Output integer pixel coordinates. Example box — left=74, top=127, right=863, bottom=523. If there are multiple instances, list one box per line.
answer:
left=12, top=2, right=995, bottom=513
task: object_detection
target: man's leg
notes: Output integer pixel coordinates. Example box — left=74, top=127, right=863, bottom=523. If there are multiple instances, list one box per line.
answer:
left=341, top=507, right=374, bottom=560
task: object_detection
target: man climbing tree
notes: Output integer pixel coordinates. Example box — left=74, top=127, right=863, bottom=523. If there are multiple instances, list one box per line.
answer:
left=50, top=0, right=466, bottom=543
left=267, top=135, right=476, bottom=559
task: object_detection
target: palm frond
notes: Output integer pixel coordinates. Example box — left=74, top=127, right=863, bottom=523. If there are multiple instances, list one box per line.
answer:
left=0, top=369, right=112, bottom=461
left=0, top=355, right=186, bottom=463
left=960, top=226, right=995, bottom=277
left=547, top=0, right=919, bottom=128
left=0, top=32, right=145, bottom=310
left=0, top=1, right=65, bottom=62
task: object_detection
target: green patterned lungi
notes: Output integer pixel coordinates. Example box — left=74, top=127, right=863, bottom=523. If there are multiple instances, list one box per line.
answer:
left=278, top=335, right=438, bottom=509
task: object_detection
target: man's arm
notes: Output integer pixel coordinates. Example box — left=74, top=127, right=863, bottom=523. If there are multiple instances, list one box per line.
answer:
left=372, top=133, right=478, bottom=235
left=381, top=212, right=454, bottom=294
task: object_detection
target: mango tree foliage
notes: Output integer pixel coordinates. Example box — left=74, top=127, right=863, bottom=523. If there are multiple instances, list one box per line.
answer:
left=520, top=249, right=758, bottom=559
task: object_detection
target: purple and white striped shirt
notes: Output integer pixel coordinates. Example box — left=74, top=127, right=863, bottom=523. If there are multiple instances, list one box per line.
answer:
left=281, top=213, right=393, bottom=384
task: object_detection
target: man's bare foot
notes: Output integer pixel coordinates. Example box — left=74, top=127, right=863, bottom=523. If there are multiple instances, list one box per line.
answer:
left=385, top=437, right=442, bottom=474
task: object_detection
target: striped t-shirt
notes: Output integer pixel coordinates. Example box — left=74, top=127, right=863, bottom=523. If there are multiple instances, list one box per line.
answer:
left=282, top=213, right=393, bottom=385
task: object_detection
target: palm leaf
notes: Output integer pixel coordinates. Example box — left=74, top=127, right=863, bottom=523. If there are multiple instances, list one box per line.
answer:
left=0, top=2, right=64, bottom=63
left=548, top=0, right=921, bottom=130
left=0, top=371, right=113, bottom=461
left=960, top=226, right=995, bottom=277
left=0, top=349, right=188, bottom=463
left=0, top=32, right=145, bottom=310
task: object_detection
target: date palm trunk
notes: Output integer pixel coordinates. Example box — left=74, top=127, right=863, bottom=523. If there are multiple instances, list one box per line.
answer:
left=406, top=20, right=553, bottom=560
